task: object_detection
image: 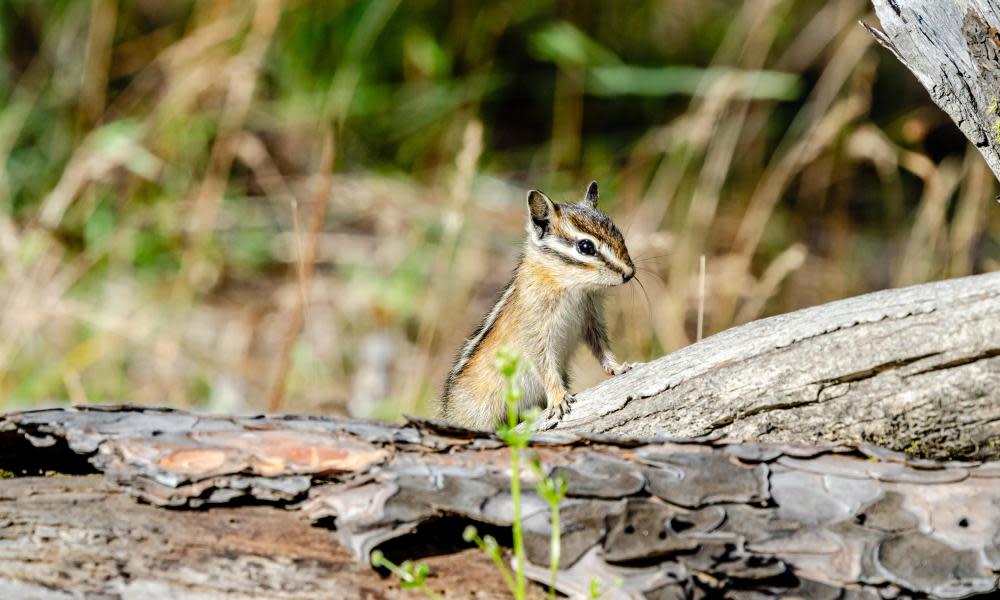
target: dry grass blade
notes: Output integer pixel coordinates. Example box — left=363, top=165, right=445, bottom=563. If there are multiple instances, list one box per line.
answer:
left=1, top=0, right=994, bottom=415
left=267, top=131, right=336, bottom=413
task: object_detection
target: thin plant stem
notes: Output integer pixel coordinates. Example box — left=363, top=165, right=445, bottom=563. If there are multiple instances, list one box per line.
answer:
left=510, top=441, right=526, bottom=599
left=468, top=531, right=516, bottom=594
left=496, top=348, right=528, bottom=600
left=370, top=550, right=442, bottom=600
left=548, top=499, right=560, bottom=598
left=697, top=254, right=706, bottom=342
left=266, top=130, right=335, bottom=412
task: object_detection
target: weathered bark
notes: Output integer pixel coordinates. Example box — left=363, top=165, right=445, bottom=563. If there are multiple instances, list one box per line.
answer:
left=544, top=272, right=1000, bottom=460
left=0, top=476, right=510, bottom=599
left=2, top=406, right=1000, bottom=598
left=864, top=0, right=1000, bottom=181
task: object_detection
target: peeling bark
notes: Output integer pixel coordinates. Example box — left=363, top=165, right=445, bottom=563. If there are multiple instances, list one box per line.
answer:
left=0, top=476, right=510, bottom=599
left=544, top=272, right=1000, bottom=461
left=2, top=407, right=999, bottom=598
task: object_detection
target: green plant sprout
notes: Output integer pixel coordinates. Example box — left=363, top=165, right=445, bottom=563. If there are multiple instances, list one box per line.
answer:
left=482, top=348, right=619, bottom=599
left=374, top=348, right=607, bottom=599
left=370, top=550, right=442, bottom=600
left=529, top=454, right=567, bottom=599
left=463, top=525, right=517, bottom=593
left=588, top=576, right=625, bottom=599
left=493, top=347, right=532, bottom=600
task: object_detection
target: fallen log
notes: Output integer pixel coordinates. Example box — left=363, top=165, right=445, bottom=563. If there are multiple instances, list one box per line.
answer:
left=544, top=272, right=1000, bottom=460
left=1, top=406, right=998, bottom=598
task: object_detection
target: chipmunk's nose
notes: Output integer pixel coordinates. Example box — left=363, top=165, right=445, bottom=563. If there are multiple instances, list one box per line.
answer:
left=623, top=269, right=635, bottom=283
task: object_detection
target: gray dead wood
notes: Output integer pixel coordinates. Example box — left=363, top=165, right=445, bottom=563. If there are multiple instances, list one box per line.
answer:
left=543, top=272, right=1000, bottom=460
left=0, top=476, right=510, bottom=600
left=864, top=0, right=1000, bottom=181
left=2, top=406, right=1000, bottom=599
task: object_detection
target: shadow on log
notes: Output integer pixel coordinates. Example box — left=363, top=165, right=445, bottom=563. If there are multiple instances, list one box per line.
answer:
left=2, top=406, right=999, bottom=598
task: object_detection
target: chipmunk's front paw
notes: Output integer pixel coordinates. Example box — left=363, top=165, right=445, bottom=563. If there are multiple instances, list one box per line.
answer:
left=603, top=361, right=634, bottom=377
left=547, top=393, right=575, bottom=420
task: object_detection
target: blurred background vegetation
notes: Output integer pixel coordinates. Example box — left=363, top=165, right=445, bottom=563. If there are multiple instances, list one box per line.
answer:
left=1, top=0, right=997, bottom=418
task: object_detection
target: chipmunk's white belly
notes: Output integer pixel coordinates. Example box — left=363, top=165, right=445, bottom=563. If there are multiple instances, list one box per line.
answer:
left=516, top=370, right=547, bottom=415
left=515, top=292, right=588, bottom=414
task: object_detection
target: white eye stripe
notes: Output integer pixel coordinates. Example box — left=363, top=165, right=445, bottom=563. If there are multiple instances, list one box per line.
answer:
left=559, top=221, right=588, bottom=241
left=559, top=223, right=603, bottom=253
left=560, top=221, right=630, bottom=270
left=534, top=217, right=631, bottom=273
left=540, top=238, right=591, bottom=264
left=543, top=237, right=630, bottom=276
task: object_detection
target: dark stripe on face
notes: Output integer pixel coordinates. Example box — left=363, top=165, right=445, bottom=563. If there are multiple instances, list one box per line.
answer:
left=540, top=244, right=588, bottom=267
left=566, top=211, right=615, bottom=241
left=565, top=209, right=629, bottom=255
left=549, top=225, right=623, bottom=273
left=550, top=205, right=634, bottom=274
left=595, top=250, right=626, bottom=275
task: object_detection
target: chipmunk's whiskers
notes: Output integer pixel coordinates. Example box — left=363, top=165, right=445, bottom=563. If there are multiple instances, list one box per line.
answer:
left=636, top=266, right=666, bottom=287
left=630, top=275, right=655, bottom=334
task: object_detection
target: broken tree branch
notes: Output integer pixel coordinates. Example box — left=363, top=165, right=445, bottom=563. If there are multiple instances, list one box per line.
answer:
left=864, top=0, right=1000, bottom=182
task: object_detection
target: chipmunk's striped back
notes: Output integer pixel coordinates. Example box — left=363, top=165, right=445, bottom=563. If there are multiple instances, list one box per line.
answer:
left=444, top=278, right=516, bottom=390
left=440, top=182, right=635, bottom=430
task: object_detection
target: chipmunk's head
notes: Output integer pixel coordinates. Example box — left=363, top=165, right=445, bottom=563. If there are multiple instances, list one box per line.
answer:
left=525, top=181, right=635, bottom=289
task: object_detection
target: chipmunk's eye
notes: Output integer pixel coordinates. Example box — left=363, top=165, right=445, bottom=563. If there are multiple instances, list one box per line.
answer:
left=576, top=239, right=596, bottom=256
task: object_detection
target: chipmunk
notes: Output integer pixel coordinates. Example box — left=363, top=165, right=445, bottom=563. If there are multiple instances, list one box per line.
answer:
left=440, top=181, right=635, bottom=430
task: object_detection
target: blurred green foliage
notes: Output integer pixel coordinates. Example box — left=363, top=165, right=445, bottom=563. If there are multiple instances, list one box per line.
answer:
left=0, top=0, right=996, bottom=413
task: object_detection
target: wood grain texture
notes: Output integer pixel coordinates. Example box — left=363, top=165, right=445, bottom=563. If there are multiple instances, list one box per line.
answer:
left=2, top=406, right=1000, bottom=598
left=0, top=475, right=512, bottom=600
left=544, top=272, right=1000, bottom=460
left=865, top=0, right=1000, bottom=181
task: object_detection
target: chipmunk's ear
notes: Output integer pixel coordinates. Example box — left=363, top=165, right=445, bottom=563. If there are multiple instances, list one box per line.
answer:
left=527, top=190, right=557, bottom=236
left=582, top=181, right=599, bottom=208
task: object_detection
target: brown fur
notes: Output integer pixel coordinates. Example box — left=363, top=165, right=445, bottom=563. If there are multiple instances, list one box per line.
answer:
left=440, top=183, right=634, bottom=430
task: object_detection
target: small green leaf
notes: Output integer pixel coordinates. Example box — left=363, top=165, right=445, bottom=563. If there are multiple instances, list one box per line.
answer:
left=404, top=27, right=450, bottom=78
left=494, top=347, right=521, bottom=378
left=588, top=65, right=802, bottom=101
left=589, top=578, right=601, bottom=599
left=529, top=21, right=621, bottom=67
